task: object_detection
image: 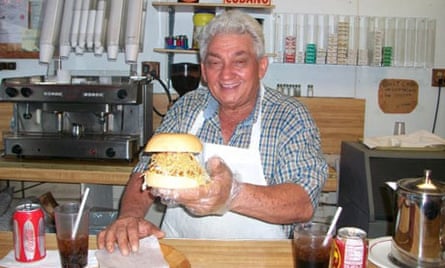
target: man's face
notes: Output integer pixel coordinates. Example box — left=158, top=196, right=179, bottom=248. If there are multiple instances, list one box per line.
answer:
left=201, top=33, right=268, bottom=110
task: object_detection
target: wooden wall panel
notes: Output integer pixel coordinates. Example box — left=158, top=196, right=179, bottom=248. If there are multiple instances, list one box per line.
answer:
left=0, top=103, right=13, bottom=150
left=297, top=97, right=365, bottom=154
left=153, top=95, right=365, bottom=155
left=152, top=93, right=176, bottom=130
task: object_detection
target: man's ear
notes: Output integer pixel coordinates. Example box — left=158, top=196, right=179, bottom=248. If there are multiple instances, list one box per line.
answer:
left=200, top=62, right=207, bottom=83
left=258, top=56, right=269, bottom=79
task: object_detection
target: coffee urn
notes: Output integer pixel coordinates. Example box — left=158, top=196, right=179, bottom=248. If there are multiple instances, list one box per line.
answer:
left=391, top=170, right=445, bottom=267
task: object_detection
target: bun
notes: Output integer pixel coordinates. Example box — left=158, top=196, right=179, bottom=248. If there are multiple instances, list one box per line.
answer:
left=141, top=133, right=208, bottom=190
left=144, top=133, right=202, bottom=153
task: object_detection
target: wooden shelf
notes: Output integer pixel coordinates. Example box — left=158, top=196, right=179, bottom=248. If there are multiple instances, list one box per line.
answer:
left=152, top=2, right=275, bottom=9
left=0, top=44, right=39, bottom=58
left=154, top=48, right=199, bottom=54
left=154, top=48, right=276, bottom=58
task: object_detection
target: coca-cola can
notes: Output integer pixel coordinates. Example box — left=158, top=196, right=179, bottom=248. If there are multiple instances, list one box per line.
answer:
left=330, top=227, right=368, bottom=268
left=13, top=203, right=46, bottom=262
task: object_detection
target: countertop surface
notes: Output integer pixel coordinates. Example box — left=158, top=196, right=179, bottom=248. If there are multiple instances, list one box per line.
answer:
left=0, top=231, right=294, bottom=267
left=0, top=231, right=386, bottom=267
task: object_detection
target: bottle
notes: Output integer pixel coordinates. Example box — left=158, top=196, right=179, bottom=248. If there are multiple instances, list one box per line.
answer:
left=295, top=84, right=301, bottom=97
left=192, top=10, right=215, bottom=49
left=276, top=83, right=283, bottom=94
left=307, top=84, right=314, bottom=97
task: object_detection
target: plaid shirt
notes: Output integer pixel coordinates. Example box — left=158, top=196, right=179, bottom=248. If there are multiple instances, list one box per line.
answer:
left=151, top=85, right=328, bottom=237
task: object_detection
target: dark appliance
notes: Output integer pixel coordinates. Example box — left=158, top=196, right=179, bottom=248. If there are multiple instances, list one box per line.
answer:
left=0, top=75, right=153, bottom=161
left=337, top=141, right=445, bottom=238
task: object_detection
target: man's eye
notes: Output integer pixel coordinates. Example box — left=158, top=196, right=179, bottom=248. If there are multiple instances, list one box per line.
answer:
left=207, top=61, right=222, bottom=68
left=234, top=59, right=247, bottom=66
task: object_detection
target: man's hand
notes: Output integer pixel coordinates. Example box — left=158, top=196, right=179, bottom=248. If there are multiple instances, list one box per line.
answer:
left=97, top=216, right=165, bottom=256
left=151, top=156, right=242, bottom=215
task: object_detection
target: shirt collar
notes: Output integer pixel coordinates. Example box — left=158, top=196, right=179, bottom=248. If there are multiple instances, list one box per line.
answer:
left=203, top=84, right=263, bottom=126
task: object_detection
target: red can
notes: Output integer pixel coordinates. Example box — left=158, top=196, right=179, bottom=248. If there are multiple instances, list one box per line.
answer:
left=330, top=227, right=368, bottom=268
left=13, top=203, right=46, bottom=262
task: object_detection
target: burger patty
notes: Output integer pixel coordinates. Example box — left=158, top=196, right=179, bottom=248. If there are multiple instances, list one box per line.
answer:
left=147, top=152, right=209, bottom=184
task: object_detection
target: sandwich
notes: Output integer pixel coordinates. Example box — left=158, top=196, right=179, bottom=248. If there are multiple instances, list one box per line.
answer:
left=142, top=133, right=209, bottom=189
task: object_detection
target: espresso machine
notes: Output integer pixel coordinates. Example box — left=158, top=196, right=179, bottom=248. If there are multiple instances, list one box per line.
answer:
left=0, top=75, right=153, bottom=161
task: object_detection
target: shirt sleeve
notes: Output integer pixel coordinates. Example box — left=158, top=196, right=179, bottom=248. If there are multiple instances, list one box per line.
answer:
left=288, top=125, right=328, bottom=209
left=269, top=101, right=328, bottom=209
left=132, top=153, right=150, bottom=174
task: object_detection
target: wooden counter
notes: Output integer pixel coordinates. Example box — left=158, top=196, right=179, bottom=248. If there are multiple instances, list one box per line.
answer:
left=0, top=156, right=337, bottom=191
left=0, top=231, right=294, bottom=267
left=0, top=231, right=383, bottom=267
left=0, top=157, right=134, bottom=185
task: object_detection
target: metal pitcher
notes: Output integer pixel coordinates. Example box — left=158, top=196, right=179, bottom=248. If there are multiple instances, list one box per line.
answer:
left=390, top=170, right=445, bottom=267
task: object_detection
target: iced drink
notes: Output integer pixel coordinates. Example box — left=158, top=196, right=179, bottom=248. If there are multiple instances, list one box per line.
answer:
left=57, top=234, right=89, bottom=267
left=294, top=222, right=332, bottom=268
left=54, top=202, right=89, bottom=268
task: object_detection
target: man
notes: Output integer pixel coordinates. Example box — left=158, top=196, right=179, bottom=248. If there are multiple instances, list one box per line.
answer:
left=98, top=9, right=327, bottom=255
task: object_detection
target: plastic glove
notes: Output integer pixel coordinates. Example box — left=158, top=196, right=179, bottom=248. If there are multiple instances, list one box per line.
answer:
left=154, top=189, right=180, bottom=207
left=150, top=156, right=242, bottom=216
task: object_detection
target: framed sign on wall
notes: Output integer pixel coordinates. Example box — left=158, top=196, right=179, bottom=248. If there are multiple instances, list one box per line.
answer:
left=378, top=79, right=419, bottom=114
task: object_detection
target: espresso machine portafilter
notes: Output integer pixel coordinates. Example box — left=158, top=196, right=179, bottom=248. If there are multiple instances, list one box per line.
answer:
left=0, top=75, right=153, bottom=161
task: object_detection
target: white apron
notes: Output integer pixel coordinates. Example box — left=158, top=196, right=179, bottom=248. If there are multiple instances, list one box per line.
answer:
left=162, top=89, right=286, bottom=239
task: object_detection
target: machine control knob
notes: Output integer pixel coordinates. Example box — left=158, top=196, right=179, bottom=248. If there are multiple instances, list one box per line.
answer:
left=106, top=147, right=116, bottom=158
left=117, top=89, right=128, bottom=99
left=11, top=144, right=22, bottom=155
left=5, top=87, right=18, bottom=97
left=21, top=87, right=33, bottom=97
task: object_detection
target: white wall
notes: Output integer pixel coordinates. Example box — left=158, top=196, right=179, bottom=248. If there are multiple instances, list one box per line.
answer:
left=1, top=0, right=444, bottom=138
left=266, top=0, right=445, bottom=137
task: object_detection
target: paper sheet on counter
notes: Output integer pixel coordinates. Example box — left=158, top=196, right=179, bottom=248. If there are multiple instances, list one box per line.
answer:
left=95, top=235, right=169, bottom=268
left=362, top=130, right=445, bottom=149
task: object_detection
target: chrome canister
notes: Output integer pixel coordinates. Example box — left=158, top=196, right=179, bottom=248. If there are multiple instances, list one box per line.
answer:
left=391, top=170, right=445, bottom=267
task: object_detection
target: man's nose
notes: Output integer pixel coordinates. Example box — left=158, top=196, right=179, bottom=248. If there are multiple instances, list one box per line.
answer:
left=220, top=63, right=234, bottom=78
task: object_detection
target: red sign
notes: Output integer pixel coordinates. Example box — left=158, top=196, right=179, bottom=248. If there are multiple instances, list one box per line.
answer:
left=223, top=0, right=271, bottom=6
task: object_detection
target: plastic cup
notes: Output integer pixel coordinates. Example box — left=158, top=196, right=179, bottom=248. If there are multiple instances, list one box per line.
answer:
left=54, top=202, right=89, bottom=268
left=393, top=121, right=406, bottom=135
left=293, top=222, right=332, bottom=268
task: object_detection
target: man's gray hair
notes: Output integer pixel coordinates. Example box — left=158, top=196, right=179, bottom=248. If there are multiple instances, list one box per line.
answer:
left=198, top=9, right=265, bottom=61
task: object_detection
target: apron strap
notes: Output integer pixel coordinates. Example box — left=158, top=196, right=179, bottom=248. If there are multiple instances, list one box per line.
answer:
left=189, top=84, right=265, bottom=150
left=190, top=110, right=205, bottom=136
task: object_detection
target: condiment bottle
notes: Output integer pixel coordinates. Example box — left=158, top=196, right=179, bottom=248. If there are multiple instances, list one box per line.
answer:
left=307, top=84, right=314, bottom=97
left=192, top=10, right=215, bottom=49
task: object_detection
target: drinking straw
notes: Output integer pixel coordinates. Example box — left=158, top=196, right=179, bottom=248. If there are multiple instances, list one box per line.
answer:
left=71, top=187, right=90, bottom=239
left=322, top=206, right=342, bottom=246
